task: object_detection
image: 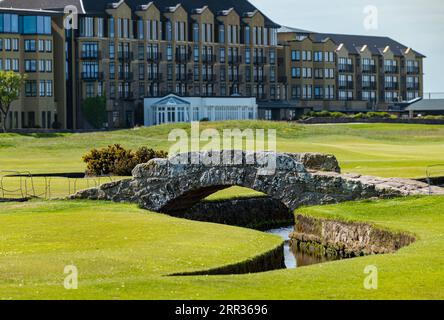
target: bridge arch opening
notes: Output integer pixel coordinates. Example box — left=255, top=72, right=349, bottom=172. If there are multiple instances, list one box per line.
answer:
left=159, top=186, right=295, bottom=231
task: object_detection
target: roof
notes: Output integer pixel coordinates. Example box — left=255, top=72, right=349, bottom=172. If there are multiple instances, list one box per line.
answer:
left=0, top=0, right=280, bottom=27
left=314, top=33, right=425, bottom=58
left=406, top=99, right=444, bottom=111
left=154, top=95, right=191, bottom=106
left=278, top=26, right=425, bottom=58
left=0, top=0, right=86, bottom=13
left=278, top=26, right=312, bottom=34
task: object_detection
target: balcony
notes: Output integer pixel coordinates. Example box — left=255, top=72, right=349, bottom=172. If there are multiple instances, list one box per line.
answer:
left=384, top=66, right=399, bottom=73
left=406, top=83, right=420, bottom=90
left=384, top=83, right=399, bottom=90
left=202, top=54, right=217, bottom=64
left=202, top=74, right=217, bottom=82
left=254, top=76, right=267, bottom=83
left=81, top=72, right=103, bottom=81
left=338, top=64, right=354, bottom=73
left=339, top=81, right=354, bottom=90
left=228, top=75, right=242, bottom=83
left=175, top=53, right=190, bottom=63
left=119, top=92, right=134, bottom=101
left=118, top=72, right=134, bottom=81
left=176, top=74, right=188, bottom=82
left=148, top=73, right=163, bottom=82
left=80, top=51, right=100, bottom=60
left=406, top=67, right=420, bottom=74
left=362, top=82, right=377, bottom=90
left=362, top=65, right=376, bottom=73
left=253, top=56, right=267, bottom=65
left=118, top=51, right=133, bottom=60
left=228, top=55, right=243, bottom=65
left=146, top=52, right=162, bottom=62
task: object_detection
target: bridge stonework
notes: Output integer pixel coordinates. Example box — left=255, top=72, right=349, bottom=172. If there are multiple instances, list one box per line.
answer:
left=71, top=152, right=444, bottom=213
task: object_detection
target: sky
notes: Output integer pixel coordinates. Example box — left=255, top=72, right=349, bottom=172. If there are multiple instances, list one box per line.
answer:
left=251, top=0, right=444, bottom=93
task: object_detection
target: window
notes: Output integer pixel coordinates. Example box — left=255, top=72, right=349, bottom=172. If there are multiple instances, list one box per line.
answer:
left=269, top=49, right=276, bottom=64
left=21, top=16, right=51, bottom=34
left=138, top=63, right=145, bottom=80
left=218, top=24, right=225, bottom=43
left=122, top=19, right=129, bottom=38
left=270, top=28, right=278, bottom=46
left=25, top=81, right=37, bottom=97
left=291, top=67, right=300, bottom=78
left=86, top=83, right=94, bottom=98
left=38, top=39, right=44, bottom=52
left=193, top=23, right=199, bottom=42
left=24, top=39, right=36, bottom=52
left=25, top=60, right=37, bottom=72
left=12, top=38, right=18, bottom=51
left=167, top=45, right=173, bottom=61
left=291, top=50, right=301, bottom=61
left=4, top=38, right=10, bottom=51
left=220, top=47, right=225, bottom=63
left=40, top=81, right=46, bottom=96
left=245, top=26, right=250, bottom=45
left=12, top=59, right=19, bottom=72
left=81, top=42, right=98, bottom=58
left=109, top=42, right=115, bottom=59
left=82, top=61, right=99, bottom=78
left=46, top=60, right=52, bottom=72
left=45, top=40, right=52, bottom=52
left=264, top=110, right=272, bottom=120
left=245, top=48, right=251, bottom=64
left=166, top=21, right=172, bottom=41
left=109, top=18, right=115, bottom=38
left=137, top=19, right=144, bottom=39
left=314, top=51, right=323, bottom=62
left=39, top=60, right=45, bottom=72
left=0, top=14, right=19, bottom=33
left=4, top=58, right=11, bottom=70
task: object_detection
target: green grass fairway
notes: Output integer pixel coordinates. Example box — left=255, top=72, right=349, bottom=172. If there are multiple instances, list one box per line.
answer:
left=0, top=197, right=443, bottom=300
left=1, top=122, right=443, bottom=300
left=1, top=122, right=444, bottom=178
left=0, top=200, right=282, bottom=300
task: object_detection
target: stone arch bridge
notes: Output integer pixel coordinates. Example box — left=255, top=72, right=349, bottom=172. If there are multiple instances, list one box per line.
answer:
left=72, top=151, right=444, bottom=214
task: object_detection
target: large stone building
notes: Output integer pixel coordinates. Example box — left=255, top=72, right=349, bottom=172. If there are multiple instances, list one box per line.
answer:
left=270, top=26, right=425, bottom=120
left=0, top=1, right=425, bottom=129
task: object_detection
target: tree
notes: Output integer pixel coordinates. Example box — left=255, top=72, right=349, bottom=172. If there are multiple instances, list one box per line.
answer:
left=0, top=71, right=26, bottom=133
left=81, top=95, right=107, bottom=129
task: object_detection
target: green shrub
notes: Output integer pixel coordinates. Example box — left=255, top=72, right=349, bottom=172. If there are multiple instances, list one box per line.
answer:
left=365, top=112, right=394, bottom=119
left=421, top=115, right=444, bottom=120
left=302, top=111, right=347, bottom=119
left=82, top=144, right=168, bottom=176
left=351, top=113, right=365, bottom=119
left=82, top=96, right=106, bottom=129
left=301, top=111, right=398, bottom=120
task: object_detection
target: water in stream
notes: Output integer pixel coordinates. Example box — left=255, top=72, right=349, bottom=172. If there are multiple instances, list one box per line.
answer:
left=266, top=226, right=337, bottom=269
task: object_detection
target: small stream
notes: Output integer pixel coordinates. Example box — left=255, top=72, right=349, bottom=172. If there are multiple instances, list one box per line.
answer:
left=266, top=226, right=337, bottom=269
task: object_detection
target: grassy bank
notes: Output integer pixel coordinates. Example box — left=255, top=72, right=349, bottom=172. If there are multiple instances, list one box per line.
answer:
left=0, top=200, right=282, bottom=299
